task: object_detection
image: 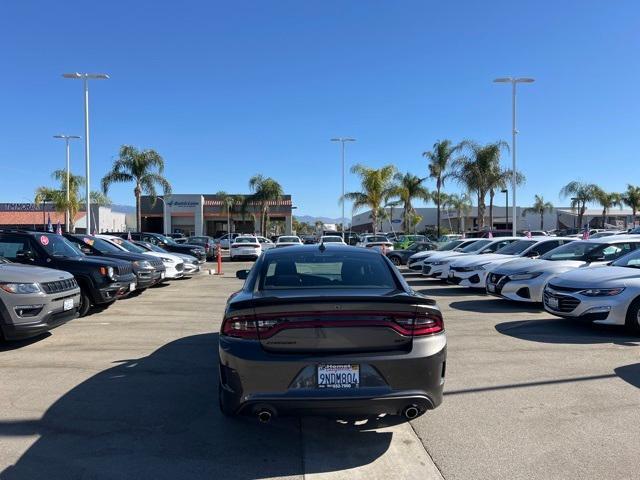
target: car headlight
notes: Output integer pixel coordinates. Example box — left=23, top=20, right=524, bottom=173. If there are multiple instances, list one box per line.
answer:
left=133, top=260, right=152, bottom=269
left=578, top=287, right=625, bottom=297
left=470, top=263, right=490, bottom=271
left=161, top=256, right=174, bottom=264
left=99, top=266, right=116, bottom=280
left=431, top=260, right=451, bottom=266
left=509, top=271, right=543, bottom=281
left=0, top=283, right=42, bottom=294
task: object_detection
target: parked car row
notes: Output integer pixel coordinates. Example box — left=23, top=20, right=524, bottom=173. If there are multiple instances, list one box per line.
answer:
left=0, top=230, right=208, bottom=342
left=402, top=234, right=640, bottom=334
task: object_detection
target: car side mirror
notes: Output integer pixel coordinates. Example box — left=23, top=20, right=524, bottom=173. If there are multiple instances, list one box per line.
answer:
left=16, top=250, right=34, bottom=260
left=236, top=269, right=250, bottom=280
left=587, top=254, right=606, bottom=263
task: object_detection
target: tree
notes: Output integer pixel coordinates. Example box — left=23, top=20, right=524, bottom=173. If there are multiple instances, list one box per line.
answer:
left=594, top=188, right=622, bottom=228
left=486, top=167, right=525, bottom=229
left=243, top=175, right=284, bottom=235
left=101, top=145, right=171, bottom=231
left=445, top=193, right=473, bottom=233
left=388, top=172, right=430, bottom=232
left=343, top=164, right=397, bottom=234
left=622, top=184, right=640, bottom=227
left=423, top=140, right=461, bottom=237
left=90, top=191, right=112, bottom=207
left=560, top=181, right=599, bottom=229
left=216, top=191, right=240, bottom=238
left=35, top=170, right=85, bottom=232
left=522, top=195, right=554, bottom=230
left=453, top=140, right=509, bottom=229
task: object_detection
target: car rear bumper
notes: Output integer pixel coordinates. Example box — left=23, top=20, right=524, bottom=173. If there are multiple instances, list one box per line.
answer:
left=219, top=334, right=446, bottom=417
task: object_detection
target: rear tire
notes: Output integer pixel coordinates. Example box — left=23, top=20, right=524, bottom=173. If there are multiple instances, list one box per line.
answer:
left=625, top=298, right=640, bottom=335
left=78, top=289, right=92, bottom=317
left=390, top=256, right=401, bottom=266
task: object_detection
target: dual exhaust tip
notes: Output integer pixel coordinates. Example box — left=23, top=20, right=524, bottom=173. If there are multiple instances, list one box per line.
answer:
left=255, top=405, right=421, bottom=422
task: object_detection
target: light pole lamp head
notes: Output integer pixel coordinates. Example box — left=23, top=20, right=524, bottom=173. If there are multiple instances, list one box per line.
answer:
left=53, top=134, right=81, bottom=140
left=62, top=72, right=110, bottom=80
left=330, top=137, right=356, bottom=143
left=501, top=189, right=509, bottom=194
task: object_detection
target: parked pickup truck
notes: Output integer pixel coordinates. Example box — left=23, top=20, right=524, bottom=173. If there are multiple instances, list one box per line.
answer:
left=0, top=230, right=137, bottom=317
left=0, top=256, right=81, bottom=340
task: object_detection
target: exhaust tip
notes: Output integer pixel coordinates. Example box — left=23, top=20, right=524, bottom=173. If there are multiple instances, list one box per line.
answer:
left=403, top=405, right=420, bottom=420
left=257, top=410, right=273, bottom=423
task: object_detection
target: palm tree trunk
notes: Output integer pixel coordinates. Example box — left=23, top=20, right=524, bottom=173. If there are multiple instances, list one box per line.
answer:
left=540, top=212, right=544, bottom=230
left=602, top=209, right=606, bottom=228
left=135, top=184, right=142, bottom=232
left=489, top=190, right=495, bottom=229
left=436, top=180, right=441, bottom=237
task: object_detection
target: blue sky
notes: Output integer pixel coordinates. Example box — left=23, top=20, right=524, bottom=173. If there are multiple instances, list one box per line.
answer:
left=1, top=1, right=638, bottom=218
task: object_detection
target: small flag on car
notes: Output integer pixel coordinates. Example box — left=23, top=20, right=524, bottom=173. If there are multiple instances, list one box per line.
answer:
left=461, top=232, right=466, bottom=239
left=47, top=214, right=53, bottom=232
left=487, top=231, right=494, bottom=239
left=56, top=221, right=62, bottom=235
left=127, top=231, right=132, bottom=241
left=526, top=230, right=532, bottom=238
left=582, top=225, right=590, bottom=240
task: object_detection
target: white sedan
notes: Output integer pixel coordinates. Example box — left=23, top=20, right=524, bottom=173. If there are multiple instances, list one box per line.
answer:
left=97, top=234, right=186, bottom=279
left=230, top=236, right=262, bottom=260
left=447, top=237, right=574, bottom=288
left=486, top=236, right=640, bottom=303
left=256, top=236, right=276, bottom=250
left=275, top=236, right=303, bottom=248
left=320, top=235, right=346, bottom=244
left=407, top=239, right=480, bottom=270
left=356, top=235, right=394, bottom=251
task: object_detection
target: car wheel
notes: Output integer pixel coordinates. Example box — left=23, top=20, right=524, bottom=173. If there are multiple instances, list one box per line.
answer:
left=78, top=289, right=92, bottom=317
left=625, top=298, right=640, bottom=335
left=218, top=382, right=237, bottom=417
left=389, top=256, right=401, bottom=266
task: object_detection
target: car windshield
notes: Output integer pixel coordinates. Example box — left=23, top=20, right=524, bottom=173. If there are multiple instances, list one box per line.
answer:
left=278, top=236, right=300, bottom=243
left=38, top=234, right=83, bottom=257
left=77, top=236, right=123, bottom=254
left=141, top=242, right=166, bottom=253
left=461, top=240, right=491, bottom=252
left=235, top=237, right=258, bottom=244
left=367, top=236, right=389, bottom=243
left=612, top=249, right=640, bottom=268
left=438, top=240, right=463, bottom=251
left=540, top=241, right=604, bottom=261
left=161, top=235, right=179, bottom=245
left=260, top=251, right=397, bottom=290
left=495, top=240, right=537, bottom=255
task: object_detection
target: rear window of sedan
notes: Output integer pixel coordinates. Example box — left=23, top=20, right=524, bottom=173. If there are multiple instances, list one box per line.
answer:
left=278, top=236, right=300, bottom=243
left=366, top=236, right=389, bottom=243
left=260, top=252, right=397, bottom=290
left=234, top=237, right=258, bottom=244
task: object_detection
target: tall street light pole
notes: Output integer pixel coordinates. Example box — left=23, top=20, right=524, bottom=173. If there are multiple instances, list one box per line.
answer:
left=63, top=72, right=109, bottom=234
left=330, top=137, right=356, bottom=239
left=53, top=134, right=81, bottom=232
left=493, top=76, right=534, bottom=236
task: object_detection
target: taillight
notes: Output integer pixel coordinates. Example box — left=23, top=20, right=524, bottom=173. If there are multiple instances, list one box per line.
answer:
left=221, top=314, right=275, bottom=339
left=393, top=313, right=444, bottom=336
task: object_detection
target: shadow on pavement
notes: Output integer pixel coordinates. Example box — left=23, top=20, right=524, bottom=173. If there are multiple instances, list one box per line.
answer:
left=450, top=299, right=543, bottom=313
left=0, top=333, right=392, bottom=480
left=496, top=319, right=640, bottom=346
left=415, top=287, right=472, bottom=298
left=0, top=333, right=51, bottom=352
left=614, top=363, right=640, bottom=389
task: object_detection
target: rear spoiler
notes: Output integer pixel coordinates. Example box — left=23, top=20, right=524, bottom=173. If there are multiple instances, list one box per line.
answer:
left=231, top=292, right=435, bottom=310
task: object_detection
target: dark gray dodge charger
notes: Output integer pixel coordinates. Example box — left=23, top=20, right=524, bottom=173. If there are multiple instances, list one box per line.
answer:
left=218, top=244, right=446, bottom=422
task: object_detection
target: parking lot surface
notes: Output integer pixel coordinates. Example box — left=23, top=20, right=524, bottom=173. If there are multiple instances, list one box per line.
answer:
left=1, top=264, right=639, bottom=479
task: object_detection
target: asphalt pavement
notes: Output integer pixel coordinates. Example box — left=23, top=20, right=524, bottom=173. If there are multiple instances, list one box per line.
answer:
left=0, top=263, right=639, bottom=479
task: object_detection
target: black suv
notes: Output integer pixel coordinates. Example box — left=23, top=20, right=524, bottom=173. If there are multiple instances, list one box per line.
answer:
left=115, top=232, right=207, bottom=262
left=0, top=231, right=137, bottom=316
left=64, top=234, right=166, bottom=289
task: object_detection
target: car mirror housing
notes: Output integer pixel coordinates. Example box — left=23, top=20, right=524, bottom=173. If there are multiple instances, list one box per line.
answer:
left=16, top=250, right=34, bottom=260
left=236, top=269, right=250, bottom=280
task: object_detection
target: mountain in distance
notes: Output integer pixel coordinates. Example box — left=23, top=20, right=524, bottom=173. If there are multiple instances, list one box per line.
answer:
left=109, top=204, right=136, bottom=214
left=294, top=215, right=350, bottom=225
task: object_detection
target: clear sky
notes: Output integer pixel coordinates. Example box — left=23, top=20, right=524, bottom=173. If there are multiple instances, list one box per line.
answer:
left=1, top=1, right=638, bottom=218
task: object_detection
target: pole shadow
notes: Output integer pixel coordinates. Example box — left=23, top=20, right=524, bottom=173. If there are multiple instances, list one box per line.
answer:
left=0, top=333, right=392, bottom=480
left=450, top=299, right=544, bottom=313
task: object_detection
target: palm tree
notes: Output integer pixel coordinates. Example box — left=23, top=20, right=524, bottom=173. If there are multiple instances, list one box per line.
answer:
left=560, top=181, right=599, bottom=229
left=453, top=140, right=509, bottom=229
left=343, top=164, right=397, bottom=234
left=594, top=188, right=622, bottom=228
left=90, top=191, right=112, bottom=206
left=445, top=193, right=473, bottom=233
left=423, top=140, right=461, bottom=237
left=522, top=195, right=554, bottom=230
left=216, top=190, right=240, bottom=238
left=622, top=184, right=640, bottom=227
left=486, top=167, right=525, bottom=229
left=101, top=145, right=171, bottom=231
left=388, top=172, right=430, bottom=232
left=35, top=170, right=86, bottom=232
left=243, top=175, right=284, bottom=235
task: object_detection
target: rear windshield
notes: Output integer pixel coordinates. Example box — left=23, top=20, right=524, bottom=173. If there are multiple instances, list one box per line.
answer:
left=322, top=237, right=343, bottom=242
left=278, top=236, right=300, bottom=242
left=367, top=236, right=389, bottom=243
left=495, top=240, right=536, bottom=255
left=438, top=240, right=463, bottom=251
left=235, top=237, right=258, bottom=244
left=260, top=252, right=397, bottom=290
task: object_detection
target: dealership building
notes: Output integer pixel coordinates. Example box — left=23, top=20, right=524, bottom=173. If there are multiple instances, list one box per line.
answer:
left=139, top=193, right=294, bottom=237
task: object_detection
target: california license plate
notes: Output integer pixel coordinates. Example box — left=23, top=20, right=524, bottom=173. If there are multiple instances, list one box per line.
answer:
left=130, top=282, right=136, bottom=292
left=548, top=296, right=559, bottom=309
left=317, top=364, right=360, bottom=389
left=63, top=298, right=74, bottom=311
left=487, top=283, right=496, bottom=293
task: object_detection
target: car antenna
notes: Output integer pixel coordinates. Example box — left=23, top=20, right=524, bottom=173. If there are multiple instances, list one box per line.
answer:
left=318, top=239, right=326, bottom=252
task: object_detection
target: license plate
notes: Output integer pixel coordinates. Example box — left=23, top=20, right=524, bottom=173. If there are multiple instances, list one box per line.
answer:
left=548, top=296, right=559, bottom=309
left=487, top=283, right=496, bottom=293
left=317, top=364, right=360, bottom=389
left=130, top=282, right=136, bottom=292
left=63, top=298, right=74, bottom=311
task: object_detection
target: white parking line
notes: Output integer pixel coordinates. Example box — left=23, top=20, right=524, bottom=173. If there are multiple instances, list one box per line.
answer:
left=302, top=417, right=444, bottom=479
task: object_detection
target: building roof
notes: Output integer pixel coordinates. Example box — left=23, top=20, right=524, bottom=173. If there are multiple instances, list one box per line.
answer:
left=557, top=209, right=634, bottom=216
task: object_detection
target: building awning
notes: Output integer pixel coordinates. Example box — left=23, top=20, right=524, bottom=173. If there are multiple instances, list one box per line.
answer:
left=204, top=199, right=292, bottom=207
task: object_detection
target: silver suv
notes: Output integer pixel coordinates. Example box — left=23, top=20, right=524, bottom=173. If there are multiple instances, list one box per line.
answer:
left=0, top=257, right=80, bottom=341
